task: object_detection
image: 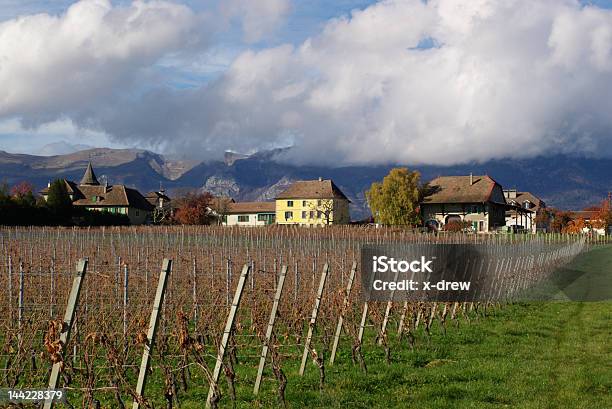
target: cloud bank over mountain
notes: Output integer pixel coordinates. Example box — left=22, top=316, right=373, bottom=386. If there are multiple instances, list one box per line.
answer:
left=1, top=0, right=612, bottom=166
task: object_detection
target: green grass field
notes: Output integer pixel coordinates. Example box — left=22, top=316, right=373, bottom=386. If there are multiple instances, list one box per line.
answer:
left=147, top=246, right=611, bottom=409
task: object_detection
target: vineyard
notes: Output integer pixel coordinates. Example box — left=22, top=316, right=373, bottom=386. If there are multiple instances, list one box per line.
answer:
left=0, top=226, right=594, bottom=408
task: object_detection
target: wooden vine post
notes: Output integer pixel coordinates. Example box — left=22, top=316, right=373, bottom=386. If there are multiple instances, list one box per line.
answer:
left=253, top=265, right=287, bottom=395
left=357, top=268, right=377, bottom=346
left=132, top=258, right=172, bottom=409
left=206, top=263, right=251, bottom=408
left=378, top=268, right=401, bottom=345
left=397, top=301, right=409, bottom=335
left=299, top=263, right=329, bottom=376
left=330, top=261, right=357, bottom=365
left=44, top=259, right=88, bottom=409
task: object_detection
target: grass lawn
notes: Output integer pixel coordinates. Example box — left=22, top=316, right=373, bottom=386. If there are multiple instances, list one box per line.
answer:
left=183, top=301, right=608, bottom=409
left=157, top=246, right=611, bottom=409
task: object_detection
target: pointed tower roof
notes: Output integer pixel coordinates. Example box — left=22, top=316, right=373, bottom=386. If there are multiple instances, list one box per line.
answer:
left=80, top=162, right=100, bottom=186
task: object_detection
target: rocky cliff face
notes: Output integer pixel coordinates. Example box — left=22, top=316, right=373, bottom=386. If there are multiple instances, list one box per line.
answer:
left=1, top=147, right=611, bottom=220
left=203, top=175, right=241, bottom=198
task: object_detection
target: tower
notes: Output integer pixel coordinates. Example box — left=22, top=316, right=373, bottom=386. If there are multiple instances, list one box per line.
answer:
left=80, top=162, right=100, bottom=186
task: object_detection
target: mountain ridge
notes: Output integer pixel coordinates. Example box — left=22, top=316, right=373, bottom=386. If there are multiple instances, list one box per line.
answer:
left=0, top=148, right=610, bottom=220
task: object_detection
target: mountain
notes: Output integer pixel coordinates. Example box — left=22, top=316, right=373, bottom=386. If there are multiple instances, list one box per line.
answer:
left=35, top=141, right=94, bottom=156
left=1, top=147, right=611, bottom=220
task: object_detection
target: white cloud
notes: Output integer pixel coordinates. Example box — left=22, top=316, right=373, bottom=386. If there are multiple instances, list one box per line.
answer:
left=0, top=0, right=200, bottom=120
left=3, top=0, right=612, bottom=166
left=222, top=0, right=291, bottom=43
left=198, top=0, right=612, bottom=165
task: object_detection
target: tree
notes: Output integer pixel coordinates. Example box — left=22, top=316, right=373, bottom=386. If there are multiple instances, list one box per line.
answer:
left=308, top=199, right=334, bottom=225
left=173, top=192, right=214, bottom=225
left=534, top=208, right=552, bottom=231
left=563, top=217, right=585, bottom=234
left=0, top=183, right=10, bottom=208
left=549, top=209, right=572, bottom=233
left=11, top=181, right=36, bottom=207
left=211, top=196, right=233, bottom=225
left=589, top=199, right=612, bottom=232
left=366, top=168, right=421, bottom=226
left=46, top=179, right=73, bottom=218
left=444, top=219, right=470, bottom=232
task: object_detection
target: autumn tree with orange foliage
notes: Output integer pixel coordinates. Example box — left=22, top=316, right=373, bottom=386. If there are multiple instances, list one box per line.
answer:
left=587, top=199, right=612, bottom=232
left=563, top=217, right=586, bottom=234
left=173, top=192, right=215, bottom=225
left=444, top=219, right=471, bottom=232
left=549, top=209, right=572, bottom=233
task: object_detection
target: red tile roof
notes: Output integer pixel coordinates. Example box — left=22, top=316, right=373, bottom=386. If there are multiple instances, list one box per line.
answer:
left=422, top=175, right=502, bottom=204
left=226, top=202, right=275, bottom=214
left=276, top=179, right=349, bottom=201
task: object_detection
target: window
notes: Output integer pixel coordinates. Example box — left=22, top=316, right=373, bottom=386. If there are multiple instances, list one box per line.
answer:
left=317, top=199, right=321, bottom=206
left=302, top=211, right=307, bottom=219
left=257, top=213, right=275, bottom=224
left=470, top=205, right=479, bottom=214
left=287, top=200, right=293, bottom=207
left=309, top=211, right=315, bottom=219
left=238, top=215, right=249, bottom=222
left=135, top=210, right=139, bottom=216
left=302, top=200, right=307, bottom=207
left=222, top=215, right=227, bottom=223
left=285, top=211, right=293, bottom=219
left=91, top=196, right=98, bottom=202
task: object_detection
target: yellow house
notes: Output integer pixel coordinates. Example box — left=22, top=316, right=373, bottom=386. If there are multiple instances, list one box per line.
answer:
left=275, top=178, right=350, bottom=225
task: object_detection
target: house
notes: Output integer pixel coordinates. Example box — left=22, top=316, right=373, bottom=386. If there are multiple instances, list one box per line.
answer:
left=145, top=189, right=172, bottom=223
left=220, top=201, right=276, bottom=226
left=504, top=189, right=547, bottom=233
left=568, top=210, right=607, bottom=236
left=41, top=162, right=153, bottom=225
left=275, top=178, right=350, bottom=225
left=420, top=174, right=507, bottom=233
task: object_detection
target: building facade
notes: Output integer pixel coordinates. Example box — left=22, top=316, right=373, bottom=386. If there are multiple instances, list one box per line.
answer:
left=275, top=178, right=350, bottom=225
left=221, top=202, right=276, bottom=226
left=503, top=189, right=547, bottom=233
left=41, top=163, right=153, bottom=225
left=421, top=174, right=507, bottom=233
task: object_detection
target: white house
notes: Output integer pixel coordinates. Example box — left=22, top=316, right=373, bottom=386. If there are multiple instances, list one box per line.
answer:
left=221, top=202, right=276, bottom=226
left=420, top=174, right=508, bottom=233
left=503, top=190, right=545, bottom=233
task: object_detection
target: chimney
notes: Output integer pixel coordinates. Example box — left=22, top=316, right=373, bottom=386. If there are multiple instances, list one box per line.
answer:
left=469, top=173, right=473, bottom=186
left=318, top=176, right=323, bottom=182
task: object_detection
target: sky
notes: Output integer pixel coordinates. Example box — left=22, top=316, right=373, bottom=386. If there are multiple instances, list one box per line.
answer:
left=1, top=0, right=612, bottom=166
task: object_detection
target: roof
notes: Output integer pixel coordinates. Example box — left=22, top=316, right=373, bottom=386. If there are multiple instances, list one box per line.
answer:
left=422, top=175, right=503, bottom=204
left=276, top=179, right=350, bottom=201
left=226, top=202, right=275, bottom=214
left=209, top=197, right=235, bottom=211
left=145, top=191, right=171, bottom=202
left=80, top=162, right=100, bottom=186
left=569, top=210, right=598, bottom=220
left=506, top=191, right=545, bottom=208
left=40, top=179, right=77, bottom=195
left=72, top=185, right=153, bottom=210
